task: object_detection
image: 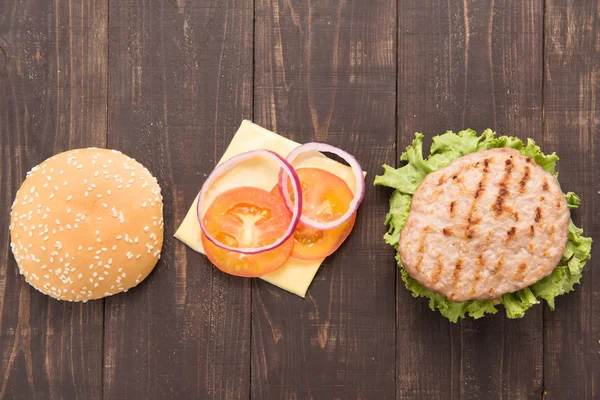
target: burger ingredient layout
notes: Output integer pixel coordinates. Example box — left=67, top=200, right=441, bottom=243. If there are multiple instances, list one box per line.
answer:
left=175, top=120, right=365, bottom=297
left=375, top=129, right=592, bottom=322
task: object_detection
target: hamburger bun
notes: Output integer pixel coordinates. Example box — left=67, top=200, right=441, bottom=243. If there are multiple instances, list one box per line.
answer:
left=9, top=148, right=164, bottom=301
left=399, top=148, right=569, bottom=302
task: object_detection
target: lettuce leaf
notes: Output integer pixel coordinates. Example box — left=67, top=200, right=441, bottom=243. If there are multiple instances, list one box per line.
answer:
left=375, top=130, right=592, bottom=321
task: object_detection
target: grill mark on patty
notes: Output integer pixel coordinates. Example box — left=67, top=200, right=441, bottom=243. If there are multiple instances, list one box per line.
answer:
left=492, top=158, right=514, bottom=216
left=543, top=248, right=552, bottom=258
left=452, top=174, right=464, bottom=184
left=493, top=254, right=505, bottom=276
left=450, top=201, right=456, bottom=216
left=519, top=166, right=531, bottom=193
left=451, top=258, right=464, bottom=291
left=437, top=176, right=445, bottom=186
left=513, top=263, right=528, bottom=281
left=529, top=225, right=535, bottom=237
left=442, top=227, right=453, bottom=236
left=470, top=254, right=485, bottom=296
left=414, top=226, right=431, bottom=273
left=506, top=226, right=517, bottom=242
left=548, top=225, right=556, bottom=239
left=542, top=180, right=549, bottom=191
left=431, top=255, right=443, bottom=285
left=525, top=157, right=533, bottom=163
left=535, top=207, right=542, bottom=222
left=465, top=158, right=491, bottom=239
left=485, top=230, right=494, bottom=244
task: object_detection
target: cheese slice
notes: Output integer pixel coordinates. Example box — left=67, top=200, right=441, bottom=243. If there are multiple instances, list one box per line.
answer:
left=174, top=120, right=359, bottom=297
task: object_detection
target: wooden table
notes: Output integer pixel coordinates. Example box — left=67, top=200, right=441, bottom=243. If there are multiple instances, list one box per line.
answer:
left=1, top=1, right=598, bottom=399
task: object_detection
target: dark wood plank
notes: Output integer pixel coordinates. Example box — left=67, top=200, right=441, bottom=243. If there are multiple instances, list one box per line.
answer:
left=252, top=0, right=396, bottom=398
left=104, top=1, right=253, bottom=398
left=543, top=1, right=600, bottom=398
left=0, top=0, right=107, bottom=398
left=397, top=1, right=544, bottom=399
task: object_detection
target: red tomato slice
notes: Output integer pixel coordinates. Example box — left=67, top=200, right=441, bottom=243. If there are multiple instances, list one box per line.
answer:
left=272, top=167, right=357, bottom=260
left=201, top=187, right=293, bottom=277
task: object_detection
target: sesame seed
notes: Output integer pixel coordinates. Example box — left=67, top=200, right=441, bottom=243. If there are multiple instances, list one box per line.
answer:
left=97, top=194, right=103, bottom=198
left=89, top=264, right=94, bottom=270
left=49, top=193, right=55, bottom=199
left=144, top=226, right=149, bottom=232
left=102, top=203, right=108, bottom=208
left=108, top=258, right=113, bottom=264
left=78, top=245, right=83, bottom=251
left=84, top=191, right=89, bottom=198
left=134, top=237, right=139, bottom=243
left=116, top=235, right=122, bottom=240
left=46, top=176, right=51, bottom=181
left=98, top=277, right=104, bottom=281
left=66, top=208, right=71, bottom=214
left=78, top=274, right=83, bottom=279
left=107, top=189, right=112, bottom=195
left=53, top=185, right=59, bottom=191
left=111, top=245, right=117, bottom=251
left=77, top=165, right=83, bottom=169
left=94, top=172, right=99, bottom=177
left=96, top=238, right=102, bottom=243
left=94, top=283, right=99, bottom=288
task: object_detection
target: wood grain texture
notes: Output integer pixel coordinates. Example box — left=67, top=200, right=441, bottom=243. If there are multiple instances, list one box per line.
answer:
left=397, top=1, right=544, bottom=399
left=104, top=1, right=253, bottom=398
left=252, top=0, right=397, bottom=398
left=0, top=0, right=107, bottom=399
left=543, top=0, right=600, bottom=398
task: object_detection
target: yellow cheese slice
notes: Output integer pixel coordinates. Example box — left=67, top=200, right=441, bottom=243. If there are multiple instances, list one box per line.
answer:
left=174, top=120, right=359, bottom=297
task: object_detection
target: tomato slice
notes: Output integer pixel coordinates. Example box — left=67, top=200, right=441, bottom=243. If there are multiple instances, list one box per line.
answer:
left=272, top=167, right=356, bottom=260
left=201, top=187, right=293, bottom=277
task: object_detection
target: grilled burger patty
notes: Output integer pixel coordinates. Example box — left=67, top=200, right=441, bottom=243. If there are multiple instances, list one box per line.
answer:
left=399, top=148, right=570, bottom=302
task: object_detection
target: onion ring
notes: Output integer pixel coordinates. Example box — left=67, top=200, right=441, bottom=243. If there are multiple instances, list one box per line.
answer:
left=197, top=150, right=302, bottom=254
left=279, top=143, right=365, bottom=230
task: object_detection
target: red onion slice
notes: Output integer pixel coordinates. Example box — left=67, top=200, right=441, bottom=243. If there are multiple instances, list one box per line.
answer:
left=197, top=150, right=302, bottom=254
left=279, top=143, right=365, bottom=230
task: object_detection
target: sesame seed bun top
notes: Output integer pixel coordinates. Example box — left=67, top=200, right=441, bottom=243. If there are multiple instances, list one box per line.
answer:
left=9, top=148, right=164, bottom=301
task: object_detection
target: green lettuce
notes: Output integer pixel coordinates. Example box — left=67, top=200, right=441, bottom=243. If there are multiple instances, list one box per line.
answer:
left=374, top=130, right=592, bottom=322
